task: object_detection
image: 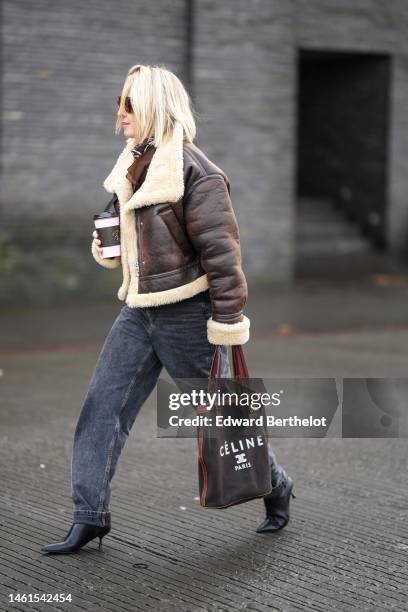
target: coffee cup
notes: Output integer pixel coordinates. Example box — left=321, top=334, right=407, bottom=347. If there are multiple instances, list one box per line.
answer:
left=93, top=211, right=121, bottom=258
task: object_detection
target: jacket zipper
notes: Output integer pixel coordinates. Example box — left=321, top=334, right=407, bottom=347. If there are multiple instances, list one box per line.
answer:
left=135, top=211, right=141, bottom=276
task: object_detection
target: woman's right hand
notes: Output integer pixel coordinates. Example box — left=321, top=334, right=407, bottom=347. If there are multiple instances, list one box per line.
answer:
left=92, top=230, right=103, bottom=258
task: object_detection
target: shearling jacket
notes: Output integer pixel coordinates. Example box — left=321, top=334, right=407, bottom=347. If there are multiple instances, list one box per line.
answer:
left=91, top=120, right=250, bottom=345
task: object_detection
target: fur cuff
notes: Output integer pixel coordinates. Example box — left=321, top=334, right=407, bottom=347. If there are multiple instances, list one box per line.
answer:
left=207, top=315, right=250, bottom=345
left=91, top=240, right=121, bottom=269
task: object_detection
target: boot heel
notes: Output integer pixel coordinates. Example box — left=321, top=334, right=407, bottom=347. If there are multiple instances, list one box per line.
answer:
left=41, top=523, right=111, bottom=555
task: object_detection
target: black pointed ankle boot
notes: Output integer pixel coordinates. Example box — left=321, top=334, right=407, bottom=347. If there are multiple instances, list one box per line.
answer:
left=256, top=476, right=296, bottom=534
left=41, top=523, right=111, bottom=554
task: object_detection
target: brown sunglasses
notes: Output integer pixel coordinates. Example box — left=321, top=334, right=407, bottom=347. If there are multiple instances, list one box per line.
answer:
left=116, top=95, right=133, bottom=113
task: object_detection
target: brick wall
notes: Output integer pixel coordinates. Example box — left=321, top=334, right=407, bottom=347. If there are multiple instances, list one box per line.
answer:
left=2, top=0, right=187, bottom=214
left=1, top=0, right=188, bottom=304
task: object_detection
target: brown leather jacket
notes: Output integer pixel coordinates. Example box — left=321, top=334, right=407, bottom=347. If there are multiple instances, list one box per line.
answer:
left=91, top=120, right=250, bottom=345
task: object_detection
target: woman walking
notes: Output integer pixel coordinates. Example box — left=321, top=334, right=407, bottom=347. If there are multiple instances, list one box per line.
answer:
left=41, top=64, right=294, bottom=554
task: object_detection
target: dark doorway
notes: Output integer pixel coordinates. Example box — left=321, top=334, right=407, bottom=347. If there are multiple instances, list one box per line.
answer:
left=295, top=48, right=392, bottom=279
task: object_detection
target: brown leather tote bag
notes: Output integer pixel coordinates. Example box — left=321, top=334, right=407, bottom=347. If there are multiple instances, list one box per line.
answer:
left=197, top=345, right=272, bottom=508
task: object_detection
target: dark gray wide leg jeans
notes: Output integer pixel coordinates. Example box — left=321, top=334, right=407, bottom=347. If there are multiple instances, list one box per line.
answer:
left=71, top=293, right=288, bottom=527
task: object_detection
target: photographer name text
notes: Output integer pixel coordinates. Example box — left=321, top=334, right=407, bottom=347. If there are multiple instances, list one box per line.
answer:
left=168, top=415, right=327, bottom=428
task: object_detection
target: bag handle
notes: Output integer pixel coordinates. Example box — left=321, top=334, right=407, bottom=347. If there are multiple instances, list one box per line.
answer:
left=207, top=345, right=251, bottom=415
left=208, top=346, right=222, bottom=394
left=232, top=345, right=249, bottom=379
left=209, top=345, right=249, bottom=381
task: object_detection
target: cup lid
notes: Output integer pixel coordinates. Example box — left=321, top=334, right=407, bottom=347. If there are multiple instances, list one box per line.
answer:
left=93, top=211, right=119, bottom=220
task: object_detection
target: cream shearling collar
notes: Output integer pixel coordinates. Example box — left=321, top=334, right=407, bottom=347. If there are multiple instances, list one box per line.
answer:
left=103, top=120, right=185, bottom=213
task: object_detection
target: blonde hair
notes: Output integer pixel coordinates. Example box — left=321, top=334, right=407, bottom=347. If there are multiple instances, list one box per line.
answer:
left=115, top=64, right=197, bottom=147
